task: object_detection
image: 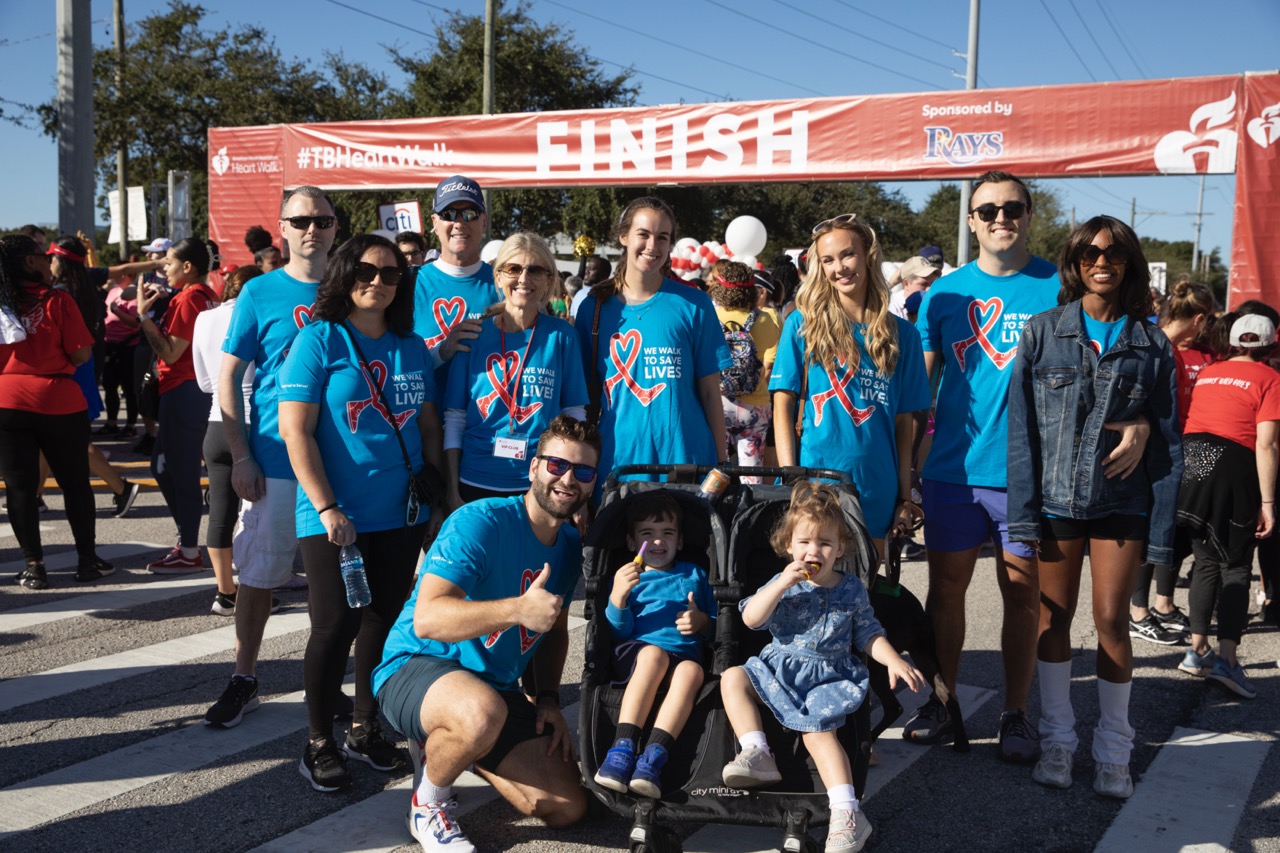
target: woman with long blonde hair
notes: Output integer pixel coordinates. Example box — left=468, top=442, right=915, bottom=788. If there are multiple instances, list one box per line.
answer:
left=771, top=214, right=931, bottom=554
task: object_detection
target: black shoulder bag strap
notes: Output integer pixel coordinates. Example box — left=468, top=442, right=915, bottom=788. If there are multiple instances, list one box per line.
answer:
left=585, top=295, right=605, bottom=425
left=338, top=321, right=417, bottom=483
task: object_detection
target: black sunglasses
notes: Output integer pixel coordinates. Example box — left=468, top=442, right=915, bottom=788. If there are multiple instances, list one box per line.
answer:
left=969, top=202, right=1027, bottom=222
left=498, top=263, right=552, bottom=281
left=282, top=215, right=337, bottom=230
left=353, top=262, right=402, bottom=285
left=812, top=212, right=859, bottom=236
left=1079, top=244, right=1130, bottom=266
left=437, top=207, right=482, bottom=223
left=537, top=455, right=597, bottom=483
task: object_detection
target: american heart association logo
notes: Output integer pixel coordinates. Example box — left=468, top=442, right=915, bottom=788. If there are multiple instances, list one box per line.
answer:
left=212, top=147, right=230, bottom=177
left=1154, top=91, right=1238, bottom=174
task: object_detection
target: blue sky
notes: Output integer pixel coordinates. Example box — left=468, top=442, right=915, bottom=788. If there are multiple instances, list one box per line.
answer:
left=2, top=0, right=1278, bottom=260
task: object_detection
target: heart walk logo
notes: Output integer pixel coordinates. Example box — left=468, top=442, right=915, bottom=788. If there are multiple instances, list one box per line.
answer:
left=476, top=351, right=544, bottom=424
left=811, top=356, right=875, bottom=428
left=346, top=359, right=415, bottom=433
left=482, top=567, right=542, bottom=653
left=604, top=329, right=668, bottom=406
left=952, top=298, right=1018, bottom=370
left=424, top=297, right=466, bottom=349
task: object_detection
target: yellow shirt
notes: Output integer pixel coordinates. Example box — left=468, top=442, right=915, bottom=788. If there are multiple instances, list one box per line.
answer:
left=715, top=306, right=781, bottom=408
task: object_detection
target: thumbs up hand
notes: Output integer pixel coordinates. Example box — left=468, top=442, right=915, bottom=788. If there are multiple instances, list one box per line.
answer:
left=518, top=563, right=562, bottom=634
left=675, top=591, right=708, bottom=636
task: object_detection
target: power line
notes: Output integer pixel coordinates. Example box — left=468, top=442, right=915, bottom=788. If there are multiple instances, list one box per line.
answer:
left=1078, top=178, right=1131, bottom=205
left=1091, top=0, right=1150, bottom=78
left=765, top=0, right=960, bottom=74
left=825, top=0, right=959, bottom=52
left=1065, top=0, right=1121, bottom=79
left=537, top=0, right=826, bottom=96
left=0, top=17, right=112, bottom=49
left=699, top=0, right=946, bottom=91
left=323, top=0, right=437, bottom=38
left=1037, top=0, right=1097, bottom=82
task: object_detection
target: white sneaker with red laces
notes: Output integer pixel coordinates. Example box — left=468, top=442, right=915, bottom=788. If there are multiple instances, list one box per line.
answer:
left=407, top=794, right=475, bottom=852
left=147, top=548, right=205, bottom=574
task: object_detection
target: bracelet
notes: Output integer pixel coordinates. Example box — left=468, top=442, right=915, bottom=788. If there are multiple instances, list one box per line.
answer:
left=536, top=689, right=561, bottom=706
left=1265, top=501, right=1275, bottom=504
left=316, top=502, right=339, bottom=515
left=232, top=455, right=253, bottom=465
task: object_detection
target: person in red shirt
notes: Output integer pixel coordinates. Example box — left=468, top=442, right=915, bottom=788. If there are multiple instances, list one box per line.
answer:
left=1175, top=312, right=1280, bottom=700
left=137, top=238, right=219, bottom=572
left=0, top=235, right=114, bottom=589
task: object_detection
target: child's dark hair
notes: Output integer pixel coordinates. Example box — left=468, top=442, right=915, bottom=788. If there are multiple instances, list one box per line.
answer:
left=625, top=490, right=682, bottom=534
left=770, top=481, right=850, bottom=557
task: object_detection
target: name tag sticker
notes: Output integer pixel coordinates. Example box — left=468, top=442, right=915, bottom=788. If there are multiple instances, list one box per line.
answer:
left=494, top=436, right=528, bottom=460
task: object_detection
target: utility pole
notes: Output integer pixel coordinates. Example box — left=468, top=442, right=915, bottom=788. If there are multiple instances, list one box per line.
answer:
left=1130, top=197, right=1136, bottom=228
left=481, top=0, right=496, bottom=235
left=1191, top=174, right=1205, bottom=274
left=57, top=0, right=96, bottom=238
left=954, top=0, right=980, bottom=267
left=114, top=0, right=128, bottom=259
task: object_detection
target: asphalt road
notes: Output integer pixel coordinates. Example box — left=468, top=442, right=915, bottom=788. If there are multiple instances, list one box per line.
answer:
left=2, top=430, right=1277, bottom=852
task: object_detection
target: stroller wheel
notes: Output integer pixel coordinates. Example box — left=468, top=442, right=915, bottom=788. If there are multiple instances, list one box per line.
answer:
left=630, top=825, right=682, bottom=853
left=778, top=836, right=821, bottom=853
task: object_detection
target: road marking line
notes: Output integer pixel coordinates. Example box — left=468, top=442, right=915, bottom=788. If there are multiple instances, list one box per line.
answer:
left=1095, top=726, right=1273, bottom=853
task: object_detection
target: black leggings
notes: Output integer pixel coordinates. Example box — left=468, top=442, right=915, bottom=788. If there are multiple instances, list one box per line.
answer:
left=152, top=380, right=211, bottom=548
left=101, top=341, right=138, bottom=426
left=0, top=408, right=97, bottom=565
left=202, top=421, right=239, bottom=549
left=1187, top=538, right=1253, bottom=644
left=299, top=526, right=422, bottom=740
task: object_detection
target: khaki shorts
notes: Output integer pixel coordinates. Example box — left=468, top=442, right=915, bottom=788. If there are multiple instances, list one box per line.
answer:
left=232, top=477, right=299, bottom=589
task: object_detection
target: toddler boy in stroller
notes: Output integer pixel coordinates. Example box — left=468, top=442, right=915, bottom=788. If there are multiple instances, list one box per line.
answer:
left=594, top=491, right=717, bottom=799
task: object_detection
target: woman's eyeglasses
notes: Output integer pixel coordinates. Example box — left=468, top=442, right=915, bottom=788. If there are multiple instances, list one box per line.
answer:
left=436, top=207, right=482, bottom=223
left=969, top=202, right=1027, bottom=222
left=498, top=263, right=552, bottom=282
left=1079, top=245, right=1130, bottom=267
left=282, top=215, right=337, bottom=230
left=353, top=263, right=402, bottom=285
left=537, top=455, right=597, bottom=483
left=811, top=213, right=859, bottom=236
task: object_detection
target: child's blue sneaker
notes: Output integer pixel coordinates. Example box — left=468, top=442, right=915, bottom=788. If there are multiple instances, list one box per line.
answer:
left=628, top=743, right=669, bottom=799
left=593, top=738, right=636, bottom=793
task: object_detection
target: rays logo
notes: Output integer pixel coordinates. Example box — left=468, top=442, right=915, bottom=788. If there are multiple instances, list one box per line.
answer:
left=923, top=126, right=1004, bottom=166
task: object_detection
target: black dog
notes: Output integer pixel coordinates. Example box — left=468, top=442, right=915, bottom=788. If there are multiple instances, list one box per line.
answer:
left=866, top=536, right=969, bottom=752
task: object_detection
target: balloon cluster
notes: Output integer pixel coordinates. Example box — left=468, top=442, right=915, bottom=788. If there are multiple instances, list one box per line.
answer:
left=667, top=215, right=769, bottom=282
left=573, top=233, right=596, bottom=258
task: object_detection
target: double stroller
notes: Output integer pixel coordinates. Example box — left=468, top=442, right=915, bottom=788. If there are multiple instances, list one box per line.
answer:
left=578, top=465, right=878, bottom=853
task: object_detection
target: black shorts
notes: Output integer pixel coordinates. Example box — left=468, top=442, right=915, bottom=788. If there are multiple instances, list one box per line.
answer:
left=376, top=655, right=543, bottom=772
left=1040, top=513, right=1147, bottom=543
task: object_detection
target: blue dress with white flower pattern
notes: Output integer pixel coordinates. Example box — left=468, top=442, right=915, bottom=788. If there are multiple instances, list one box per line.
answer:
left=740, top=570, right=883, bottom=733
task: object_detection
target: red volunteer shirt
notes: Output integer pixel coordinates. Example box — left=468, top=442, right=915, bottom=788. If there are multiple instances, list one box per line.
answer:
left=0, top=288, right=95, bottom=414
left=156, top=283, right=218, bottom=394
left=1183, top=358, right=1280, bottom=449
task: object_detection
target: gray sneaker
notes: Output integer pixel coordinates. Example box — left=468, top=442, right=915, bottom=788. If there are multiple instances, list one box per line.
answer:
left=1031, top=743, right=1074, bottom=789
left=1094, top=762, right=1134, bottom=799
left=1177, top=647, right=1216, bottom=678
left=722, top=746, right=782, bottom=789
left=825, top=807, right=872, bottom=853
left=997, top=709, right=1040, bottom=764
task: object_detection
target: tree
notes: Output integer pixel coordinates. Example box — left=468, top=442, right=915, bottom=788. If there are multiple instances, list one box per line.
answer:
left=40, top=2, right=393, bottom=252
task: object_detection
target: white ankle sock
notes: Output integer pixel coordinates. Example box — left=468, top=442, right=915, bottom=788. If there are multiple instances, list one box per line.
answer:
left=1093, top=678, right=1135, bottom=765
left=416, top=772, right=453, bottom=805
left=738, top=730, right=769, bottom=753
left=1036, top=658, right=1078, bottom=753
left=828, top=783, right=858, bottom=811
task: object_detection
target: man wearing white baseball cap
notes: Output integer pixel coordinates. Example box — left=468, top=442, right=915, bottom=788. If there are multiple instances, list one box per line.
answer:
left=889, top=256, right=942, bottom=319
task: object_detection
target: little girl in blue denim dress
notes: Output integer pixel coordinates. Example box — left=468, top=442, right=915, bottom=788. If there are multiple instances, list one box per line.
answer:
left=719, top=482, right=924, bottom=853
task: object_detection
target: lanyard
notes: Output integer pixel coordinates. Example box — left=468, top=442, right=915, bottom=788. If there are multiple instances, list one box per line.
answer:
left=498, top=312, right=539, bottom=434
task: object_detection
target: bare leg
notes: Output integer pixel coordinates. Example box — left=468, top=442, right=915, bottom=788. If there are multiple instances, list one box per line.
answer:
left=88, top=443, right=126, bottom=494
left=209, top=546, right=236, bottom=596
left=418, top=670, right=507, bottom=786
left=995, top=547, right=1040, bottom=711
left=1089, top=538, right=1144, bottom=683
left=925, top=546, right=981, bottom=696
left=1037, top=538, right=1086, bottom=664
left=617, top=644, right=670, bottom=727
left=233, top=584, right=274, bottom=675
left=720, top=665, right=765, bottom=738
left=651, top=659, right=705, bottom=738
left=480, top=737, right=588, bottom=828
left=802, top=729, right=852, bottom=789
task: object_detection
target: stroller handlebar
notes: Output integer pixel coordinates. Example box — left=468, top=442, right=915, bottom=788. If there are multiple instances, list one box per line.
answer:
left=603, top=464, right=854, bottom=491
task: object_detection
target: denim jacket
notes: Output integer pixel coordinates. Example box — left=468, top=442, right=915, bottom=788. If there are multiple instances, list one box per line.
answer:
left=1007, top=302, right=1183, bottom=564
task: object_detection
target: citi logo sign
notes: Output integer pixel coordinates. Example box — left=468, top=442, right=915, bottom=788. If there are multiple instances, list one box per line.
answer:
left=923, top=126, right=1004, bottom=166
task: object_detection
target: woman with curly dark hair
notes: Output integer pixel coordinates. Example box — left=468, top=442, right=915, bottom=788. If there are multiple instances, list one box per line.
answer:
left=1008, top=215, right=1181, bottom=798
left=278, top=233, right=443, bottom=792
left=0, top=235, right=113, bottom=588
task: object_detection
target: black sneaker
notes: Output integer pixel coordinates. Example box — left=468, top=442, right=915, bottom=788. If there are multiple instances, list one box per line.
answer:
left=132, top=434, right=155, bottom=456
left=1130, top=614, right=1181, bottom=645
left=1152, top=605, right=1191, bottom=634
left=112, top=480, right=141, bottom=518
left=997, top=709, right=1040, bottom=764
left=343, top=721, right=408, bottom=771
left=76, top=557, right=116, bottom=583
left=17, top=562, right=48, bottom=590
left=902, top=695, right=954, bottom=744
left=301, top=738, right=353, bottom=792
left=37, top=497, right=49, bottom=513
left=95, top=423, right=120, bottom=436
left=204, top=675, right=260, bottom=728
left=212, top=590, right=237, bottom=615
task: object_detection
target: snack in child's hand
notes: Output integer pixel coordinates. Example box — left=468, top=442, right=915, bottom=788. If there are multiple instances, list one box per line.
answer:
left=803, top=561, right=820, bottom=581
left=633, top=540, right=649, bottom=569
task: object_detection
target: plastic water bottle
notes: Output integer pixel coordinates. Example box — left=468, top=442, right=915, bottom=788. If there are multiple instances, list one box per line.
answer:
left=340, top=544, right=371, bottom=608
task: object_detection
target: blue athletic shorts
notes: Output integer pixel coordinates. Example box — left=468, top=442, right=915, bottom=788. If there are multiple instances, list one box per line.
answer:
left=921, top=478, right=1037, bottom=559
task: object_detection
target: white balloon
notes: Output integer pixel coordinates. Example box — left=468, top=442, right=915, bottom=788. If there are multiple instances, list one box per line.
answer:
left=724, top=215, right=767, bottom=257
left=738, top=255, right=757, bottom=269
left=480, top=239, right=504, bottom=264
left=675, top=237, right=701, bottom=254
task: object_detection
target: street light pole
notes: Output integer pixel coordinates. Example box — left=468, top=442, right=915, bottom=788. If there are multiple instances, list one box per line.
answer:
left=954, top=0, right=980, bottom=267
left=115, top=0, right=128, bottom=258
left=481, top=0, right=496, bottom=234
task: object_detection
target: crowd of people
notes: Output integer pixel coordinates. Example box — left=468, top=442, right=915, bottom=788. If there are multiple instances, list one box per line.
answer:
left=2, top=168, right=1276, bottom=853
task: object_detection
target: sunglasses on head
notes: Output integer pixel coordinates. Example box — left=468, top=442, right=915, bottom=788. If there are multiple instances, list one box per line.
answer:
left=353, top=262, right=402, bottom=286
left=283, top=215, right=337, bottom=230
left=437, top=207, right=482, bottom=223
left=1079, top=244, right=1130, bottom=266
left=537, top=455, right=597, bottom=483
left=969, top=201, right=1027, bottom=222
left=812, top=212, right=859, bottom=236
left=498, top=263, right=552, bottom=281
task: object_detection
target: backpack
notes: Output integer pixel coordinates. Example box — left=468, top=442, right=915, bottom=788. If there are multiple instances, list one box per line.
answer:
left=720, top=309, right=763, bottom=398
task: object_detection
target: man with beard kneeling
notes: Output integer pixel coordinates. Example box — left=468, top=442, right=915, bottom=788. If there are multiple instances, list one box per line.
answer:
left=373, top=414, right=597, bottom=852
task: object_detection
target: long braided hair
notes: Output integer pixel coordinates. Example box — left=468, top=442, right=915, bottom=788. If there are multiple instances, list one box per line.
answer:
left=0, top=235, right=45, bottom=319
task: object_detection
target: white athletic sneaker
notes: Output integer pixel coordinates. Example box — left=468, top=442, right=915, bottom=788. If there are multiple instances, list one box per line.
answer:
left=825, top=807, right=873, bottom=853
left=1031, top=744, right=1074, bottom=789
left=1093, top=762, right=1134, bottom=799
left=722, top=746, right=782, bottom=789
left=408, top=794, right=476, bottom=852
